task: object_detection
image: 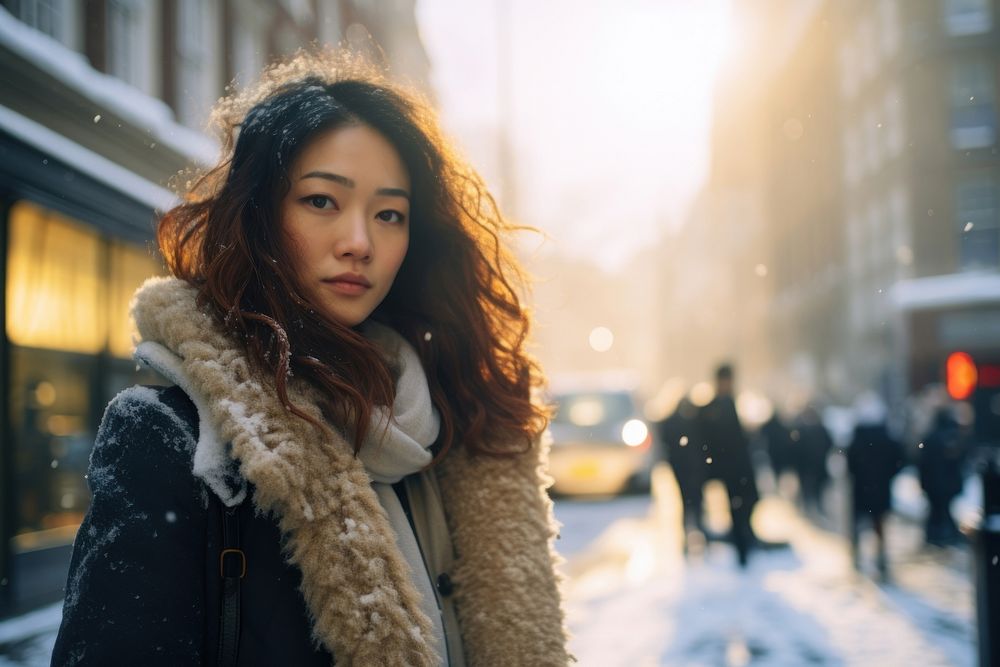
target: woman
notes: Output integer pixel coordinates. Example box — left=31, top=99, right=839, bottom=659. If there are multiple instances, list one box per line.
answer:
left=51, top=52, right=568, bottom=666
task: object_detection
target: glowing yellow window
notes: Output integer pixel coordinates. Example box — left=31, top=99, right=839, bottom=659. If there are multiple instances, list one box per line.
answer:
left=108, top=239, right=164, bottom=358
left=6, top=201, right=105, bottom=353
left=5, top=201, right=164, bottom=357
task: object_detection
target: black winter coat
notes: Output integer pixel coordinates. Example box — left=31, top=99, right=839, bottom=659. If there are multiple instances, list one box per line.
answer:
left=658, top=408, right=704, bottom=499
left=794, top=420, right=833, bottom=488
left=760, top=416, right=796, bottom=476
left=696, top=396, right=759, bottom=507
left=846, top=424, right=904, bottom=517
left=918, top=415, right=966, bottom=504
left=51, top=385, right=332, bottom=666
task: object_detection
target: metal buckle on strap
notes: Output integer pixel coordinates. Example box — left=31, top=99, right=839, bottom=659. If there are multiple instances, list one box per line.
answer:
left=220, top=548, right=247, bottom=579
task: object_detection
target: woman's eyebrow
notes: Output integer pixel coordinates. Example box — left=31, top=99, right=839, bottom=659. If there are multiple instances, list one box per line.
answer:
left=300, top=171, right=409, bottom=200
left=376, top=187, right=410, bottom=200
left=301, top=170, right=354, bottom=187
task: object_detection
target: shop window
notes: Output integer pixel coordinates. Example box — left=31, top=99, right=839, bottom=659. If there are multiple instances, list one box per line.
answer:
left=956, top=173, right=1000, bottom=269
left=950, top=61, right=997, bottom=149
left=6, top=201, right=106, bottom=353
left=6, top=200, right=165, bottom=551
left=943, top=0, right=993, bottom=36
left=9, top=347, right=98, bottom=547
left=108, top=239, right=160, bottom=358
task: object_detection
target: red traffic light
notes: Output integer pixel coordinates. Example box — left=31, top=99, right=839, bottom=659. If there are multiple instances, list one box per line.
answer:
left=946, top=351, right=977, bottom=400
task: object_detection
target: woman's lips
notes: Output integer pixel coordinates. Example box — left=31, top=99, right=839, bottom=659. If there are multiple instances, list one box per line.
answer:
left=322, top=274, right=371, bottom=296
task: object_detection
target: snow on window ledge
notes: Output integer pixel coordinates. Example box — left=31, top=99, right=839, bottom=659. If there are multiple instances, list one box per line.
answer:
left=0, top=105, right=177, bottom=212
left=0, top=5, right=219, bottom=166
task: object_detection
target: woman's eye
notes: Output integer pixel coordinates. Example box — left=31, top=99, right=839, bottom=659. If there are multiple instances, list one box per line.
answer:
left=304, top=195, right=337, bottom=210
left=376, top=210, right=406, bottom=224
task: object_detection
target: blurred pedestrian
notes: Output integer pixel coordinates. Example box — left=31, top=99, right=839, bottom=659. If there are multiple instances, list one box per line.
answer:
left=51, top=51, right=568, bottom=666
left=697, top=363, right=761, bottom=567
left=793, top=404, right=834, bottom=516
left=658, top=396, right=705, bottom=552
left=846, top=392, right=905, bottom=579
left=917, top=406, right=968, bottom=547
left=759, top=408, right=797, bottom=494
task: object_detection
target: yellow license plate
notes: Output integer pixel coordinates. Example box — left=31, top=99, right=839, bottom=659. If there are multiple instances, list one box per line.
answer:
left=570, top=460, right=600, bottom=479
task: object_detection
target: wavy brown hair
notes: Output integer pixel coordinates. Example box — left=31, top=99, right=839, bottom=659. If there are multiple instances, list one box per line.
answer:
left=158, top=51, right=546, bottom=459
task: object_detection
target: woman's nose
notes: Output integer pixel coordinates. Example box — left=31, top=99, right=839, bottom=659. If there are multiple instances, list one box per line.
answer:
left=335, top=213, right=373, bottom=261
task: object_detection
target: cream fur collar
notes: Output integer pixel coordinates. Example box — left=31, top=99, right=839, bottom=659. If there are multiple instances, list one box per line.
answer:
left=131, top=277, right=570, bottom=666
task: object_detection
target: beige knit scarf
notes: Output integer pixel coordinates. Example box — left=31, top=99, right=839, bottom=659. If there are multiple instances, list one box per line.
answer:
left=355, top=321, right=449, bottom=664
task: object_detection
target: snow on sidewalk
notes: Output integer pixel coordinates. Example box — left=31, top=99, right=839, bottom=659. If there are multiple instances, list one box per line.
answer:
left=564, top=490, right=975, bottom=666
left=0, top=478, right=978, bottom=666
left=0, top=602, right=60, bottom=667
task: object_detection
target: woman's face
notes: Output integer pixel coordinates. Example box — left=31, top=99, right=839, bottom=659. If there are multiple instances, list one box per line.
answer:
left=280, top=123, right=411, bottom=327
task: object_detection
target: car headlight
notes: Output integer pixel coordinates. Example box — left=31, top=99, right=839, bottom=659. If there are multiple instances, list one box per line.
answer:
left=621, top=419, right=649, bottom=447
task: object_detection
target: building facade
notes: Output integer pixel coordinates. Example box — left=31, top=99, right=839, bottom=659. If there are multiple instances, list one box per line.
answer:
left=656, top=0, right=823, bottom=407
left=0, top=0, right=430, bottom=616
left=662, top=0, right=1000, bottom=416
left=832, top=0, right=1000, bottom=403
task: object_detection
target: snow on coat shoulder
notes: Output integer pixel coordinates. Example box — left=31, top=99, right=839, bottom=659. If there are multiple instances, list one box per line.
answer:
left=53, top=384, right=209, bottom=665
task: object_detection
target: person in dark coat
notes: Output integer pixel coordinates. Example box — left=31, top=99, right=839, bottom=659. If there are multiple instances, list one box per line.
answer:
left=760, top=410, right=797, bottom=488
left=696, top=364, right=760, bottom=567
left=658, top=396, right=705, bottom=552
left=917, top=406, right=967, bottom=547
left=846, top=392, right=904, bottom=578
left=793, top=405, right=834, bottom=516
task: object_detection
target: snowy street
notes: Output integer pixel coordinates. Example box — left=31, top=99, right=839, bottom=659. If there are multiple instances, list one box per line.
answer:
left=561, top=466, right=975, bottom=666
left=1, top=0, right=997, bottom=665
left=1, top=466, right=978, bottom=666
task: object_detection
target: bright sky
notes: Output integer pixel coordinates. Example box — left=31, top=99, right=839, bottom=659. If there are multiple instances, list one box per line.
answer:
left=416, top=0, right=733, bottom=270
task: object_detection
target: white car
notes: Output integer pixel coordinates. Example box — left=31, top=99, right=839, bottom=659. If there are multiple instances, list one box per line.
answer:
left=547, top=389, right=655, bottom=496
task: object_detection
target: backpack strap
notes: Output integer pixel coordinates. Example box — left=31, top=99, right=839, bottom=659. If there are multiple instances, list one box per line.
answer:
left=157, top=384, right=246, bottom=664
left=218, top=502, right=246, bottom=666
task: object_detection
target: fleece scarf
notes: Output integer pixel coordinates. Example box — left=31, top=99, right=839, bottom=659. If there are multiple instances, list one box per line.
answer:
left=130, top=277, right=570, bottom=666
